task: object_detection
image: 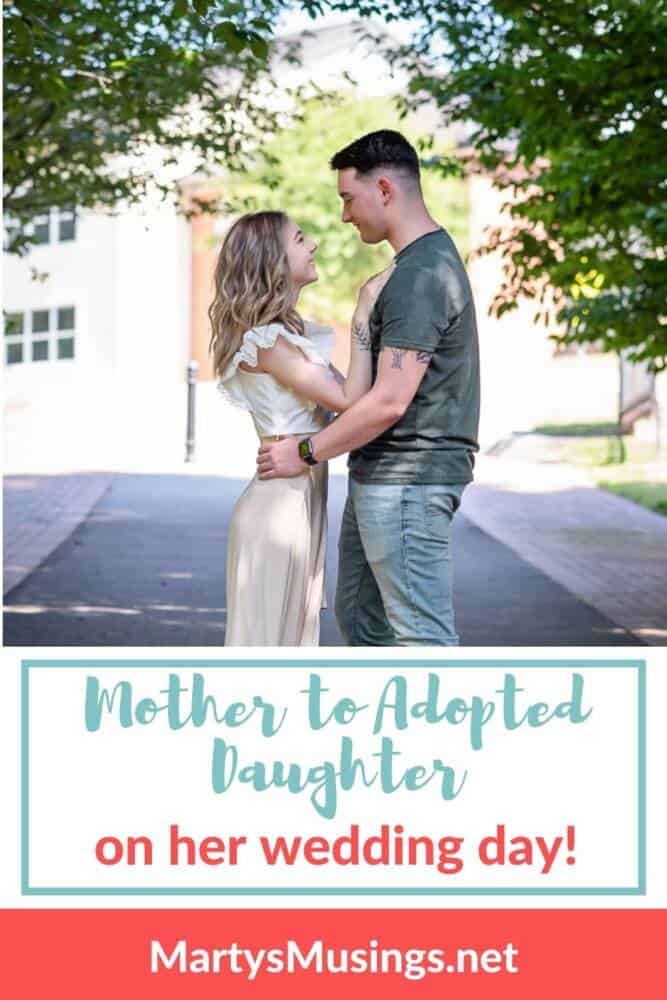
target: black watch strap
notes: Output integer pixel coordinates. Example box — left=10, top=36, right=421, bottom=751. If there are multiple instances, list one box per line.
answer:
left=298, top=437, right=318, bottom=466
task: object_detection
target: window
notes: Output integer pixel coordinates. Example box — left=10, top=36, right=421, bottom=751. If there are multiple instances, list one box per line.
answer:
left=4, top=307, right=77, bottom=366
left=32, top=309, right=50, bottom=334
left=3, top=207, right=76, bottom=249
left=3, top=218, right=21, bottom=252
left=58, top=209, right=76, bottom=242
left=31, top=309, right=50, bottom=362
left=56, top=307, right=75, bottom=359
left=4, top=313, right=24, bottom=365
left=33, top=213, right=51, bottom=245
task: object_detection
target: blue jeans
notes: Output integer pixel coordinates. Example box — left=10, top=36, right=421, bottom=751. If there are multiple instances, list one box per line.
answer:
left=335, top=480, right=465, bottom=646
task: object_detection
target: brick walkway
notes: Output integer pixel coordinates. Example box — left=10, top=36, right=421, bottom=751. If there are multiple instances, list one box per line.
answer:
left=4, top=472, right=640, bottom=646
left=3, top=473, right=113, bottom=595
left=463, top=456, right=667, bottom=645
left=3, top=385, right=666, bottom=643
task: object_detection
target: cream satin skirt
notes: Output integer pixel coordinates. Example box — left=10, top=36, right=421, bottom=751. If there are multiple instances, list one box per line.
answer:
left=224, top=463, right=328, bottom=646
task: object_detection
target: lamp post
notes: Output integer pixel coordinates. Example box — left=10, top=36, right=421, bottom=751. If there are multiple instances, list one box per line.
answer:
left=185, top=360, right=199, bottom=462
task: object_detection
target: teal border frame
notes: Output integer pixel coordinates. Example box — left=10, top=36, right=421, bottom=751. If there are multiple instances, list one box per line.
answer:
left=21, top=659, right=646, bottom=897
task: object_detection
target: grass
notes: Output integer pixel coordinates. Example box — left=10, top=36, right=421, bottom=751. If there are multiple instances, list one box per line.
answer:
left=548, top=435, right=656, bottom=468
left=533, top=421, right=623, bottom=437
left=574, top=441, right=665, bottom=517
left=528, top=425, right=666, bottom=517
left=598, top=481, right=667, bottom=517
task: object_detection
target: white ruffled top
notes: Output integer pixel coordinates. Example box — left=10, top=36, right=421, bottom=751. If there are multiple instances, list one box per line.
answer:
left=217, top=321, right=336, bottom=438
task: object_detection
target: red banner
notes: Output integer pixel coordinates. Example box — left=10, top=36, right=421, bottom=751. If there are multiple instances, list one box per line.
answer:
left=2, top=909, right=666, bottom=996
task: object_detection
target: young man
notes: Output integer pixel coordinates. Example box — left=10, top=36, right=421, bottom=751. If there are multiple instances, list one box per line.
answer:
left=257, top=130, right=480, bottom=646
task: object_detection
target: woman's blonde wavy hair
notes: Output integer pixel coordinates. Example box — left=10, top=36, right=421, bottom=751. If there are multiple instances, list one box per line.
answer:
left=208, top=211, right=305, bottom=378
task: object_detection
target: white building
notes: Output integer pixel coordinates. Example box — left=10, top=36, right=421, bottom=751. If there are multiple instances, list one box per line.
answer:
left=4, top=201, right=191, bottom=403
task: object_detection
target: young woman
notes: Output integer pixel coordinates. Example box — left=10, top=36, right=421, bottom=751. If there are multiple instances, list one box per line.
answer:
left=209, top=210, right=391, bottom=646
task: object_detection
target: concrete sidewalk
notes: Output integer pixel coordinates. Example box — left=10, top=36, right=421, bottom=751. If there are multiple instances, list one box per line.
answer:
left=3, top=472, right=113, bottom=595
left=2, top=380, right=348, bottom=598
left=463, top=456, right=667, bottom=645
left=3, top=382, right=666, bottom=643
left=4, top=471, right=640, bottom=646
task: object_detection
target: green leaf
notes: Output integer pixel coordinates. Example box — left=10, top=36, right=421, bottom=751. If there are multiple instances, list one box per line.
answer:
left=248, top=34, right=269, bottom=61
left=213, top=21, right=246, bottom=53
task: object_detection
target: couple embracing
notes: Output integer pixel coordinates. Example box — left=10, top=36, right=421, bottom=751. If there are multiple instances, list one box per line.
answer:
left=210, top=130, right=480, bottom=647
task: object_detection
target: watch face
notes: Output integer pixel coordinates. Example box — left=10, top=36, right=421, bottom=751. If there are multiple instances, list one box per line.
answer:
left=298, top=438, right=316, bottom=464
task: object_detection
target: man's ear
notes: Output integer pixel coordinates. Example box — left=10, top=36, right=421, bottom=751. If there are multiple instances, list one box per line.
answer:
left=376, top=175, right=394, bottom=205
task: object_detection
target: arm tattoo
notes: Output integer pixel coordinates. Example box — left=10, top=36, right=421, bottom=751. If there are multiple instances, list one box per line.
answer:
left=416, top=350, right=433, bottom=365
left=391, top=348, right=406, bottom=369
left=351, top=320, right=372, bottom=352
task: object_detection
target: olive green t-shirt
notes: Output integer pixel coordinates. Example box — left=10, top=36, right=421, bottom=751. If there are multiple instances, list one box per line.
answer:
left=348, top=228, right=480, bottom=484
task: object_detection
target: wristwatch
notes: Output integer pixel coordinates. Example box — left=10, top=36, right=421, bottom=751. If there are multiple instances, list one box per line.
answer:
left=298, top=437, right=318, bottom=466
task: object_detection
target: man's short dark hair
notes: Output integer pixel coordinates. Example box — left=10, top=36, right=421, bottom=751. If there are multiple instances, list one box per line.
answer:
left=330, top=130, right=420, bottom=185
